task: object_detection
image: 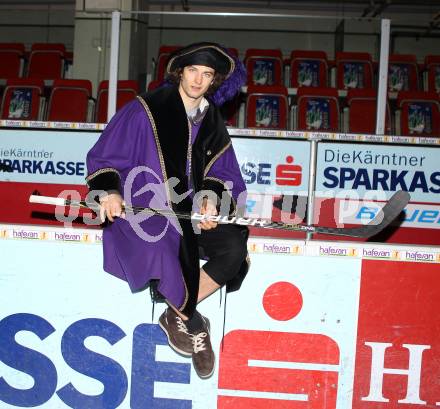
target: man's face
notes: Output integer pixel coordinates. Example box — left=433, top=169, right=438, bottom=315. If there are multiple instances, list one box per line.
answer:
left=179, top=65, right=215, bottom=102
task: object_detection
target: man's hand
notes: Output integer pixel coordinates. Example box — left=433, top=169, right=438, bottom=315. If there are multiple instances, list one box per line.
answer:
left=99, top=193, right=125, bottom=222
left=198, top=198, right=218, bottom=230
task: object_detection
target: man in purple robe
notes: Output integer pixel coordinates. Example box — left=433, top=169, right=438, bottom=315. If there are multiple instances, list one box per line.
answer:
left=86, top=42, right=249, bottom=379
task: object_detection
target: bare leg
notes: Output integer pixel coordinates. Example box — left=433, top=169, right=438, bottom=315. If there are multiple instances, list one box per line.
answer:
left=167, top=302, right=188, bottom=321
left=166, top=268, right=220, bottom=318
left=197, top=268, right=220, bottom=303
left=162, top=268, right=219, bottom=378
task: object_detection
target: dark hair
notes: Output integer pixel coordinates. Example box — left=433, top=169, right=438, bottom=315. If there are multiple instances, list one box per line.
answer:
left=166, top=67, right=227, bottom=96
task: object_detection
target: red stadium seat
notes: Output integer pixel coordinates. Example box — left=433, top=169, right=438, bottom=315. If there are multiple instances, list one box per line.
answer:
left=221, top=96, right=241, bottom=127
left=245, top=49, right=284, bottom=86
left=155, top=45, right=181, bottom=81
left=424, top=55, right=440, bottom=94
left=95, top=80, right=139, bottom=123
left=388, top=54, right=419, bottom=92
left=296, top=87, right=340, bottom=131
left=346, top=88, right=391, bottom=134
left=0, top=43, right=25, bottom=79
left=147, top=80, right=162, bottom=91
left=290, top=50, right=328, bottom=88
left=245, top=85, right=288, bottom=129
left=0, top=78, right=45, bottom=120
left=396, top=91, right=440, bottom=137
left=27, top=43, right=66, bottom=80
left=46, top=79, right=93, bottom=122
left=335, top=51, right=374, bottom=90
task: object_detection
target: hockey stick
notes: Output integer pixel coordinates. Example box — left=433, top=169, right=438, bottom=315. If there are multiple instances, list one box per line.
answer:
left=29, top=190, right=410, bottom=238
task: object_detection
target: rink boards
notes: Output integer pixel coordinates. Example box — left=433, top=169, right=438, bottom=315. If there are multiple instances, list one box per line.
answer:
left=1, top=225, right=440, bottom=408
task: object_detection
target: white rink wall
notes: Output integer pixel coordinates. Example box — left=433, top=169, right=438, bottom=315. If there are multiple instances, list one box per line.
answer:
left=1, top=225, right=440, bottom=408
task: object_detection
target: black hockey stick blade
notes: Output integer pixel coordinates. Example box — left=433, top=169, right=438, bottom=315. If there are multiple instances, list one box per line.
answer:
left=307, top=190, right=410, bottom=238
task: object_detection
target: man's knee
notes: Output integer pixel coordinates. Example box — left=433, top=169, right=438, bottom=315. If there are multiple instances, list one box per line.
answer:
left=223, top=227, right=248, bottom=262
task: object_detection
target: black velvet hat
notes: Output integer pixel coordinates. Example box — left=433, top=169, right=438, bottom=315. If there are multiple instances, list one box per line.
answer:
left=166, top=42, right=235, bottom=78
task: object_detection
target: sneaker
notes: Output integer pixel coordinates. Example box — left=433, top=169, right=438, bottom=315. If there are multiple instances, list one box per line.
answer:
left=191, top=317, right=215, bottom=379
left=158, top=308, right=193, bottom=356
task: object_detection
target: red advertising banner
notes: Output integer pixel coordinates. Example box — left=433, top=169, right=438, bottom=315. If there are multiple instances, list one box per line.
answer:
left=353, top=260, right=440, bottom=408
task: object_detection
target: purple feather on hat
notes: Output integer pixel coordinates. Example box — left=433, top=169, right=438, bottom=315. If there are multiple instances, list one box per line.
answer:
left=209, top=49, right=246, bottom=107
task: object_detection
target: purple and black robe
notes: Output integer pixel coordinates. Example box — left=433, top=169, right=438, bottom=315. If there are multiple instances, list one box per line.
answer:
left=86, top=85, right=248, bottom=316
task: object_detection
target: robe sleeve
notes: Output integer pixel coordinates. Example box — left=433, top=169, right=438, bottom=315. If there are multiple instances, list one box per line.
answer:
left=86, top=99, right=147, bottom=196
left=203, top=143, right=247, bottom=216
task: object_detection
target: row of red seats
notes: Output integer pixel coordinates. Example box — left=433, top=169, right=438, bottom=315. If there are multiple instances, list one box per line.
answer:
left=4, top=41, right=439, bottom=94
left=154, top=46, right=440, bottom=93
left=2, top=76, right=439, bottom=137
left=236, top=85, right=440, bottom=137
left=0, top=79, right=138, bottom=123
left=0, top=43, right=72, bottom=80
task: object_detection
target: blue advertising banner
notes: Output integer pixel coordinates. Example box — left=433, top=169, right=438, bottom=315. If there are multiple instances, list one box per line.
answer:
left=0, top=129, right=98, bottom=184
left=255, top=96, right=279, bottom=128
left=407, top=103, right=433, bottom=135
left=297, top=60, right=320, bottom=87
left=0, top=130, right=310, bottom=196
left=306, top=99, right=330, bottom=131
left=252, top=59, right=275, bottom=85
left=316, top=142, right=440, bottom=202
left=232, top=137, right=310, bottom=195
left=388, top=64, right=410, bottom=92
left=7, top=89, right=33, bottom=119
left=342, top=63, right=364, bottom=89
left=2, top=128, right=439, bottom=205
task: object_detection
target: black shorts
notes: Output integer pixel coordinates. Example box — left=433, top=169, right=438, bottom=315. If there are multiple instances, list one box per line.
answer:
left=198, top=224, right=249, bottom=286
